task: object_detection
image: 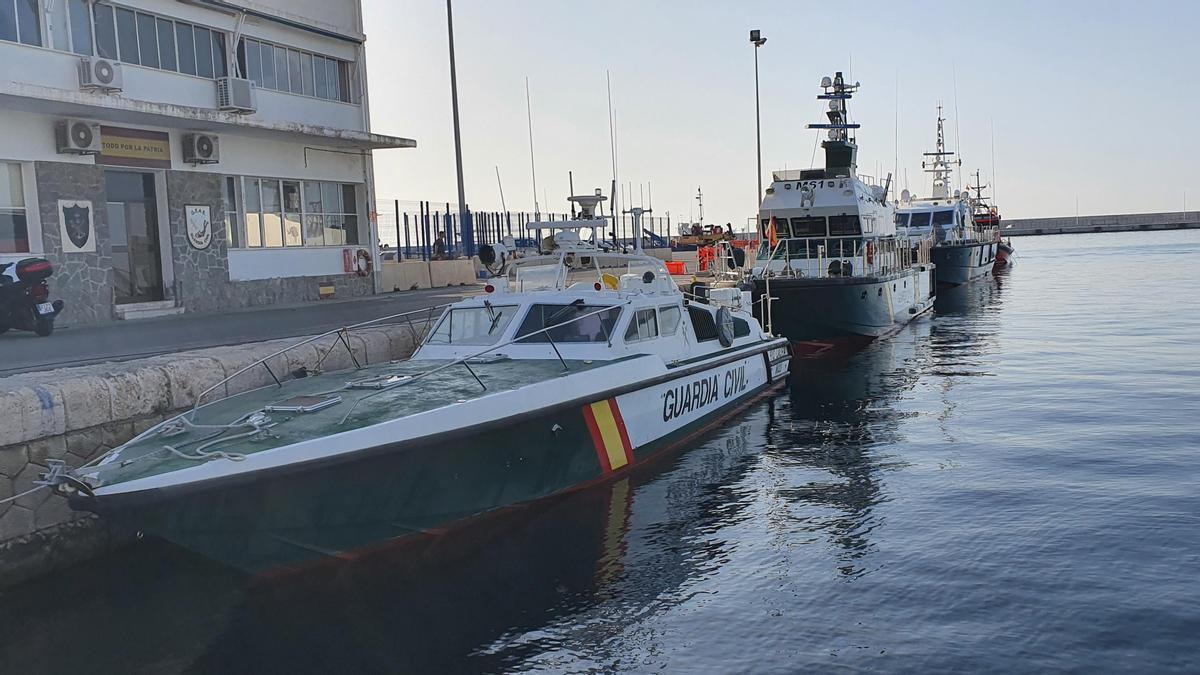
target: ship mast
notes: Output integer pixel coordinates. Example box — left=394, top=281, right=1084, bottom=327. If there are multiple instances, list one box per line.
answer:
left=921, top=104, right=961, bottom=200
left=807, top=72, right=862, bottom=178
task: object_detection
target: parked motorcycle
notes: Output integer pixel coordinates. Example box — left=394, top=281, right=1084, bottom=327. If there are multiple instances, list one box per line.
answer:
left=0, top=258, right=64, bottom=337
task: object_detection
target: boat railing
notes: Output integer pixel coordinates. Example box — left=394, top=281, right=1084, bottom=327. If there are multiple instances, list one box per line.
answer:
left=759, top=236, right=915, bottom=279
left=190, top=303, right=453, bottom=414
left=330, top=302, right=642, bottom=423
left=189, top=297, right=657, bottom=423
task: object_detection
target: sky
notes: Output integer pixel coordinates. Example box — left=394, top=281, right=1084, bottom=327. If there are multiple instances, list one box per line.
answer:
left=363, top=0, right=1200, bottom=225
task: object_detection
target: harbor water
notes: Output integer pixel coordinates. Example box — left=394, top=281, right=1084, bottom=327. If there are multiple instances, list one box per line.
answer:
left=2, top=230, right=1198, bottom=673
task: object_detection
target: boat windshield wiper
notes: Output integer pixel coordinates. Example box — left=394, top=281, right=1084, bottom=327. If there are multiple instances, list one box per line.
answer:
left=484, top=300, right=504, bottom=335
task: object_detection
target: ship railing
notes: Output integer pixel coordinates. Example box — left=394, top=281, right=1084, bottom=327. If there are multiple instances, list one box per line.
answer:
left=190, top=303, right=454, bottom=414
left=759, top=236, right=919, bottom=279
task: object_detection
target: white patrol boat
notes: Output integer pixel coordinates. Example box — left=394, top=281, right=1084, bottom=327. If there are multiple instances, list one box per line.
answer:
left=747, top=72, right=936, bottom=355
left=60, top=190, right=790, bottom=572
left=896, top=108, right=1001, bottom=286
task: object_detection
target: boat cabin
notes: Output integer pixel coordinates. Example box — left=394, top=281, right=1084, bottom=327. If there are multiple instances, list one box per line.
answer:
left=753, top=169, right=905, bottom=279
left=415, top=249, right=762, bottom=365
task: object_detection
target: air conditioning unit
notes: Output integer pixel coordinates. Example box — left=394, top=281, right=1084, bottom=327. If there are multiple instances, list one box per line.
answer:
left=216, top=77, right=256, bottom=113
left=78, top=57, right=123, bottom=93
left=182, top=133, right=220, bottom=164
left=55, top=119, right=101, bottom=155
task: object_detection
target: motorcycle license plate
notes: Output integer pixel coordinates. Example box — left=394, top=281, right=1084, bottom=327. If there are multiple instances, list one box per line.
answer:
left=36, top=302, right=54, bottom=315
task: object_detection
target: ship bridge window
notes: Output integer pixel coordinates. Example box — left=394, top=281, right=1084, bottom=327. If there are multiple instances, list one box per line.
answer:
left=895, top=213, right=908, bottom=227
left=932, top=210, right=955, bottom=228
left=790, top=217, right=827, bottom=237
left=624, top=308, right=659, bottom=343
left=659, top=305, right=682, bottom=336
left=828, top=215, right=861, bottom=236
left=909, top=212, right=932, bottom=228
left=762, top=216, right=791, bottom=238
left=427, top=304, right=520, bottom=346
left=516, top=303, right=622, bottom=343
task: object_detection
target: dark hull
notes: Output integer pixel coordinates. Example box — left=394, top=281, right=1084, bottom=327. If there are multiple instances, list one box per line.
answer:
left=752, top=267, right=934, bottom=345
left=76, top=365, right=784, bottom=573
left=931, top=241, right=998, bottom=286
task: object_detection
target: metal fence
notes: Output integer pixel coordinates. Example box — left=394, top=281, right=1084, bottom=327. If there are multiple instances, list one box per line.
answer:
left=375, top=199, right=676, bottom=261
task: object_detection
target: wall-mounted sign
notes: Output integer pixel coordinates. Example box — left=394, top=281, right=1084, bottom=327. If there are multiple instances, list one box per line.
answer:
left=58, top=199, right=95, bottom=253
left=98, top=126, right=171, bottom=169
left=185, top=205, right=212, bottom=250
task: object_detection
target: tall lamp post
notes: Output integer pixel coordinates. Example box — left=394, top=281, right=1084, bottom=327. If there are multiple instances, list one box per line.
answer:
left=446, top=0, right=470, bottom=255
left=750, top=30, right=767, bottom=211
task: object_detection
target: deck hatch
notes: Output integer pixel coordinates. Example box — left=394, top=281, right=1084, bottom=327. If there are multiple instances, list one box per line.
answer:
left=264, top=395, right=343, bottom=413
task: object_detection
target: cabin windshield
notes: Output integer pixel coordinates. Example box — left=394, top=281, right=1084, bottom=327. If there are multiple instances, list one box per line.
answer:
left=427, top=304, right=520, bottom=346
left=515, top=303, right=622, bottom=343
left=909, top=212, right=932, bottom=228
left=932, top=210, right=955, bottom=228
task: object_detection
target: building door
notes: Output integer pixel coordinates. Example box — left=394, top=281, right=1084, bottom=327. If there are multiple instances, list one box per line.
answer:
left=104, top=171, right=164, bottom=304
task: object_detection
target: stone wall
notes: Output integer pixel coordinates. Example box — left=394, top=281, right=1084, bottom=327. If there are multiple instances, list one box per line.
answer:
left=34, top=161, right=114, bottom=325
left=165, top=170, right=229, bottom=313
left=0, top=322, right=427, bottom=586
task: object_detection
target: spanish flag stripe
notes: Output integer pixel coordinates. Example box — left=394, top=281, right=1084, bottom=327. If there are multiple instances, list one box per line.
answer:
left=582, top=404, right=612, bottom=472
left=590, top=401, right=629, bottom=471
left=607, top=400, right=636, bottom=466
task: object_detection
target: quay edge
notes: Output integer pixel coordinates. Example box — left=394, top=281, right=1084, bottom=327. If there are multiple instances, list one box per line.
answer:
left=0, top=323, right=425, bottom=587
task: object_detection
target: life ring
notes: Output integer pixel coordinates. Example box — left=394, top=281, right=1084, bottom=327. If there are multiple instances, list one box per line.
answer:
left=354, top=248, right=373, bottom=277
left=865, top=240, right=875, bottom=265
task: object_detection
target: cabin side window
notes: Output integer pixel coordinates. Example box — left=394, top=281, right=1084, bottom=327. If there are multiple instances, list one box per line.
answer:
left=623, top=308, right=659, bottom=343
left=658, top=305, right=682, bottom=336
left=427, top=305, right=520, bottom=346
left=734, top=317, right=751, bottom=338
left=686, top=305, right=720, bottom=343
left=515, top=303, right=622, bottom=343
left=828, top=214, right=861, bottom=236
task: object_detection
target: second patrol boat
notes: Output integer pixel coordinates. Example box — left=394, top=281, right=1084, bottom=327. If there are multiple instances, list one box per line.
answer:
left=896, top=108, right=1001, bottom=286
left=749, top=72, right=935, bottom=354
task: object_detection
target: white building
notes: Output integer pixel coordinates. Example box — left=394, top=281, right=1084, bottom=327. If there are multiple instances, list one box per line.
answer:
left=0, top=0, right=412, bottom=323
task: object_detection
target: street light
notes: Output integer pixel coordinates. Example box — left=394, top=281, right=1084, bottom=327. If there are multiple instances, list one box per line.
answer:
left=445, top=0, right=470, bottom=255
left=750, top=29, right=767, bottom=210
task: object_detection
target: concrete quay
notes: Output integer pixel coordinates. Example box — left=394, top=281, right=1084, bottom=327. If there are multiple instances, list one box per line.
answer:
left=0, top=322, right=427, bottom=586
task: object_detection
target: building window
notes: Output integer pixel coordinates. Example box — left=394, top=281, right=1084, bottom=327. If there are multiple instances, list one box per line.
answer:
left=0, top=162, right=29, bottom=254
left=223, top=176, right=241, bottom=249
left=80, top=3, right=228, bottom=79
left=0, top=0, right=42, bottom=46
left=230, top=177, right=360, bottom=250
left=238, top=37, right=356, bottom=103
left=68, top=0, right=92, bottom=55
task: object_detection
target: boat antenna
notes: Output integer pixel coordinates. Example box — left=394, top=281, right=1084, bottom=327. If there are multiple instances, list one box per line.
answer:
left=525, top=77, right=539, bottom=216
left=990, top=118, right=997, bottom=205
left=952, top=64, right=962, bottom=190
left=568, top=171, right=576, bottom=217
left=894, top=69, right=899, bottom=193
left=607, top=70, right=619, bottom=233
left=495, top=165, right=507, bottom=213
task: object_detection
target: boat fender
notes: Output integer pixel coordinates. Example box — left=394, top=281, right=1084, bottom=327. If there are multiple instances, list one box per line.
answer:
left=715, top=306, right=735, bottom=347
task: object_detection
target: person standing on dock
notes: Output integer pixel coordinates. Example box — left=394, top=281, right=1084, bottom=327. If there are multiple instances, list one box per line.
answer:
left=433, top=231, right=447, bottom=260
